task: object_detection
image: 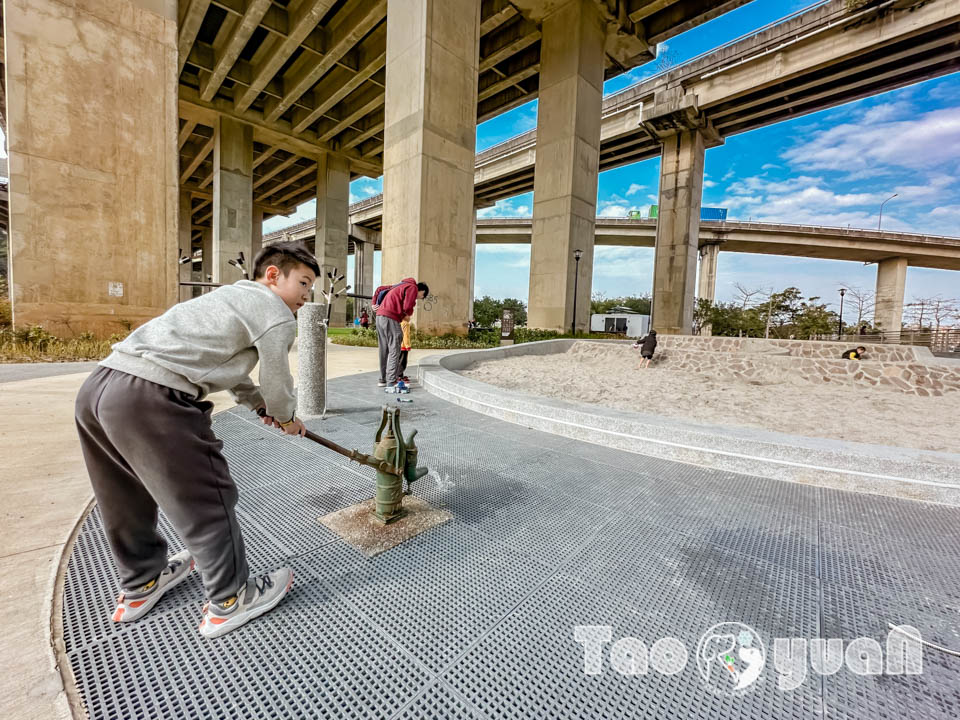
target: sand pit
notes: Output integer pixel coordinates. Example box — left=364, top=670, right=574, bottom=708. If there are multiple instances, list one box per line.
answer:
left=459, top=342, right=960, bottom=453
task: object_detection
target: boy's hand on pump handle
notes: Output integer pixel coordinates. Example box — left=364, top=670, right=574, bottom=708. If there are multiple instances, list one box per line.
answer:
left=255, top=406, right=306, bottom=437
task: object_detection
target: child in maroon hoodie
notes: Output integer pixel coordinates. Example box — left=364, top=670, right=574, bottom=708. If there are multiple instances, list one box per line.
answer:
left=371, top=278, right=428, bottom=386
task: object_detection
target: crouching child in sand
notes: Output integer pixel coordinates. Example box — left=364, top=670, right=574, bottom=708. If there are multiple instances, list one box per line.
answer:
left=74, top=241, right=317, bottom=639
left=634, top=329, right=658, bottom=368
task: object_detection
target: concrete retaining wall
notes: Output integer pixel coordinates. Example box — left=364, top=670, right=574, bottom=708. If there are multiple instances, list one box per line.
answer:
left=657, top=334, right=928, bottom=362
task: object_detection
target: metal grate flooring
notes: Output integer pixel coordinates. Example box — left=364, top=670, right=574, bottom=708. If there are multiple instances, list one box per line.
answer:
left=62, top=371, right=960, bottom=719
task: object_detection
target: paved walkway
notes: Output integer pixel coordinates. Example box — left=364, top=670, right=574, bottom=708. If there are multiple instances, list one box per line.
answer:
left=59, top=372, right=960, bottom=719
left=0, top=362, right=99, bottom=384
left=0, top=344, right=455, bottom=719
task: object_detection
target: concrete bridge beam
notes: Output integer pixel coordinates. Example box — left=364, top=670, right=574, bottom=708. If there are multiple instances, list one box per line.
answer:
left=642, top=89, right=721, bottom=335
left=527, top=0, right=605, bottom=333
left=874, top=256, right=908, bottom=335
left=315, top=153, right=351, bottom=325
left=381, top=0, right=481, bottom=335
left=213, top=116, right=253, bottom=284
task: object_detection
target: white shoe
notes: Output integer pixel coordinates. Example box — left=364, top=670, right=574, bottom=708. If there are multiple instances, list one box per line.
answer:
left=112, top=550, right=195, bottom=623
left=198, top=568, right=294, bottom=639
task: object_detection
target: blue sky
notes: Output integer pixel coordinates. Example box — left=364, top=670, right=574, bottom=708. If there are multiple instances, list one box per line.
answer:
left=265, top=0, right=960, bottom=314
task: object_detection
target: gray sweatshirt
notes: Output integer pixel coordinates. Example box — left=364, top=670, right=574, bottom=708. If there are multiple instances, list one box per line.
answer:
left=100, top=280, right=297, bottom=422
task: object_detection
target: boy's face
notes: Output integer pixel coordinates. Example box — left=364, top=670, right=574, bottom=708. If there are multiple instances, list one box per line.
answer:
left=262, top=263, right=316, bottom=314
left=418, top=290, right=427, bottom=300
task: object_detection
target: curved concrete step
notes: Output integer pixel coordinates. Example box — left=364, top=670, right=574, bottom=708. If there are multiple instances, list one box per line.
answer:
left=419, top=340, right=960, bottom=506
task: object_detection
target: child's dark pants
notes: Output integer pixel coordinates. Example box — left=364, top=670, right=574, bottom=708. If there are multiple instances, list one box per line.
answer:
left=75, top=367, right=249, bottom=602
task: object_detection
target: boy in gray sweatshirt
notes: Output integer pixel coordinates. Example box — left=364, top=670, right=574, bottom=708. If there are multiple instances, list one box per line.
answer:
left=75, top=241, right=317, bottom=639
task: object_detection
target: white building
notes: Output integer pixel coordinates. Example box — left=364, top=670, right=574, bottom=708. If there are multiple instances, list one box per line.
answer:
left=590, top=307, right=650, bottom=337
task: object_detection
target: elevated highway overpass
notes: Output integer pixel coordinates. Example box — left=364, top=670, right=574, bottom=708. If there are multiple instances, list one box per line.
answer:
left=323, top=0, right=960, bottom=333
left=7, top=0, right=958, bottom=337
left=470, top=0, right=960, bottom=204
left=263, top=210, right=960, bottom=331
left=5, top=0, right=769, bottom=335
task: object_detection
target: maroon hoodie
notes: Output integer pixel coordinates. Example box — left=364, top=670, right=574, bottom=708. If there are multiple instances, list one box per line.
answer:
left=375, top=277, right=419, bottom=322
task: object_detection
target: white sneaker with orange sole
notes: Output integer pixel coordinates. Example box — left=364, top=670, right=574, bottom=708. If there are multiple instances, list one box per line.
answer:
left=112, top=550, right=195, bottom=623
left=198, top=568, right=294, bottom=639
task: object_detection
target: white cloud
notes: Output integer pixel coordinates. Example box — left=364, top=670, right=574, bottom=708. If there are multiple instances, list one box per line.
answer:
left=598, top=204, right=629, bottom=217
left=476, top=244, right=529, bottom=255
left=781, top=106, right=960, bottom=174
left=592, top=247, right=655, bottom=280
left=860, top=101, right=910, bottom=124
left=626, top=183, right=646, bottom=196
left=703, top=179, right=717, bottom=188
left=477, top=196, right=533, bottom=218
left=722, top=169, right=735, bottom=181
left=760, top=163, right=781, bottom=170
left=930, top=204, right=960, bottom=217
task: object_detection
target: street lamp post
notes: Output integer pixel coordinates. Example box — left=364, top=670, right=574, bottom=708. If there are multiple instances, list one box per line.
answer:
left=878, top=193, right=898, bottom=230
left=838, top=288, right=846, bottom=340
left=572, top=249, right=583, bottom=336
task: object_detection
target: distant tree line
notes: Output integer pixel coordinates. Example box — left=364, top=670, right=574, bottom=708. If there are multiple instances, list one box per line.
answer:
left=695, top=283, right=960, bottom=338
left=472, top=295, right=528, bottom=327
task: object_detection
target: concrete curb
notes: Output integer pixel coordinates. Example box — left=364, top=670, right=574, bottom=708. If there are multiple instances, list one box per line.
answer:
left=419, top=340, right=960, bottom=506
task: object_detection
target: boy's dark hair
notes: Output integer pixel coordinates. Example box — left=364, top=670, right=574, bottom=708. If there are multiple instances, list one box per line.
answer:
left=857, top=346, right=866, bottom=351
left=253, top=241, right=320, bottom=279
left=417, top=282, right=429, bottom=296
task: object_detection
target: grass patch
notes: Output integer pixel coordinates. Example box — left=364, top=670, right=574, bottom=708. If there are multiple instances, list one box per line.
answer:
left=329, top=325, right=626, bottom=349
left=0, top=325, right=127, bottom=363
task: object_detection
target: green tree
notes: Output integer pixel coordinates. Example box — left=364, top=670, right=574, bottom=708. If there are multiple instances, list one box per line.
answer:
left=590, top=293, right=651, bottom=315
left=473, top=295, right=502, bottom=327
left=793, top=298, right=837, bottom=338
left=501, top=297, right=527, bottom=327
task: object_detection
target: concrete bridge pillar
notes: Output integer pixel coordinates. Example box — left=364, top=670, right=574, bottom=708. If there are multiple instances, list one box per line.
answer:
left=381, top=0, right=481, bottom=335
left=642, top=90, right=721, bottom=335
left=468, top=210, right=478, bottom=322
left=874, top=257, right=908, bottom=335
left=5, top=0, right=179, bottom=336
left=315, top=153, right=350, bottom=325
left=213, top=116, right=253, bottom=284
left=527, top=0, right=605, bottom=333
left=697, top=242, right=720, bottom=336
left=697, top=242, right=719, bottom=303
left=251, top=205, right=264, bottom=275
left=201, top=229, right=213, bottom=283
left=352, top=239, right=376, bottom=314
left=179, top=190, right=194, bottom=302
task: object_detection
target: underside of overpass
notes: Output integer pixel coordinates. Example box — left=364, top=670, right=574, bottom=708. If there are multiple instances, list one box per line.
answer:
left=3, top=0, right=959, bottom=336
left=4, top=0, right=753, bottom=335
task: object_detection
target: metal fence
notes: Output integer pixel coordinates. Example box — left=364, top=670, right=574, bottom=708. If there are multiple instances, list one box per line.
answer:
left=818, top=328, right=960, bottom=353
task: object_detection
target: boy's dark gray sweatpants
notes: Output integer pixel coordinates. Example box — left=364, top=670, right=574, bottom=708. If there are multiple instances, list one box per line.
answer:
left=75, top=367, right=248, bottom=602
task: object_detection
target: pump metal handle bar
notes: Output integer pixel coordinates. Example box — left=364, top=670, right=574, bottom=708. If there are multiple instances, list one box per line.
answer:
left=256, top=408, right=402, bottom=477
left=302, top=429, right=402, bottom=477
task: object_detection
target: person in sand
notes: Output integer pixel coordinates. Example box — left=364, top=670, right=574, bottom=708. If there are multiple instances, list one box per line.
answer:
left=841, top=346, right=867, bottom=360
left=74, top=241, right=316, bottom=639
left=634, top=329, right=658, bottom=368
